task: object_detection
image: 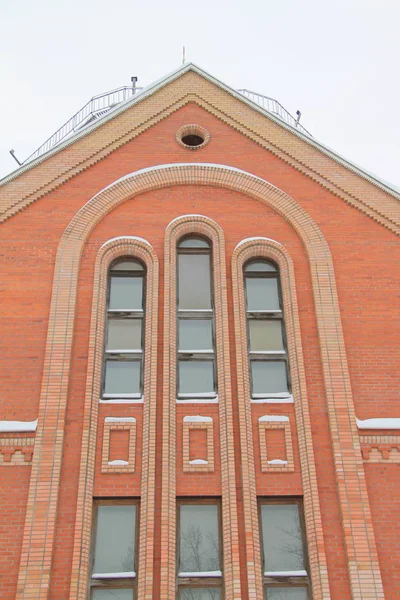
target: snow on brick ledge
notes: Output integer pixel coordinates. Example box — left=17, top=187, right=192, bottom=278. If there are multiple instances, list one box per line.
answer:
left=189, top=459, right=208, bottom=465
left=357, top=417, right=400, bottom=430
left=108, top=460, right=129, bottom=466
left=105, top=417, right=136, bottom=423
left=179, top=570, right=222, bottom=578
left=268, top=459, right=288, bottom=465
left=92, top=571, right=136, bottom=579
left=258, top=415, right=289, bottom=422
left=264, top=570, right=307, bottom=577
left=0, top=419, right=38, bottom=433
left=183, top=416, right=213, bottom=423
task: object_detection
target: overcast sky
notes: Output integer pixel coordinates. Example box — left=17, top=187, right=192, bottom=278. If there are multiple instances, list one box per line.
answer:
left=1, top=0, right=399, bottom=190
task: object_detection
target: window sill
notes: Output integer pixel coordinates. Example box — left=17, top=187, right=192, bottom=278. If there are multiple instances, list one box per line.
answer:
left=264, top=570, right=307, bottom=577
left=99, top=396, right=144, bottom=404
left=177, top=395, right=218, bottom=404
left=92, top=571, right=136, bottom=579
left=178, top=571, right=222, bottom=578
left=251, top=394, right=293, bottom=404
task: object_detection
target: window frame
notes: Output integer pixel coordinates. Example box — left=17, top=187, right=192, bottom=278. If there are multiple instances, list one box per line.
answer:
left=258, top=498, right=311, bottom=598
left=89, top=498, right=140, bottom=598
left=176, top=236, right=217, bottom=400
left=176, top=498, right=224, bottom=597
left=102, top=258, right=146, bottom=400
left=244, top=259, right=291, bottom=399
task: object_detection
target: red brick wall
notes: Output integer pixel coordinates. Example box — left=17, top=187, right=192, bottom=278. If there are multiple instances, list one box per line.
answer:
left=0, top=102, right=398, bottom=598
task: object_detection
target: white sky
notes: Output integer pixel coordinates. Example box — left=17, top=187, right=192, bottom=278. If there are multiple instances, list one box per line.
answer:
left=1, top=0, right=399, bottom=190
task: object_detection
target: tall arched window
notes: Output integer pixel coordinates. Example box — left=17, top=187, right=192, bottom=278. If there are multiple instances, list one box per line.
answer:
left=177, top=236, right=216, bottom=400
left=244, top=259, right=290, bottom=399
left=103, top=258, right=146, bottom=400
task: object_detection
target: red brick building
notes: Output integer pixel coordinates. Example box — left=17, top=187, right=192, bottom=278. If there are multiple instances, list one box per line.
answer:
left=0, top=64, right=399, bottom=600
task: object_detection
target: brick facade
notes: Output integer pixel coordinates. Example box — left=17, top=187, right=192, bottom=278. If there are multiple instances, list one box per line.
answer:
left=0, top=66, right=399, bottom=599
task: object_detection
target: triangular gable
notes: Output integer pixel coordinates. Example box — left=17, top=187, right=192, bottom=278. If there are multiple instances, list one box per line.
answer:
left=0, top=63, right=399, bottom=233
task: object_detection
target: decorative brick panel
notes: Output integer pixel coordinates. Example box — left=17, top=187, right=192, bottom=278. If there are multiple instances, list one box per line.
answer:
left=0, top=438, right=35, bottom=466
left=101, top=417, right=136, bottom=473
left=182, top=416, right=214, bottom=473
left=258, top=416, right=294, bottom=473
left=360, top=435, right=400, bottom=462
left=14, top=163, right=385, bottom=600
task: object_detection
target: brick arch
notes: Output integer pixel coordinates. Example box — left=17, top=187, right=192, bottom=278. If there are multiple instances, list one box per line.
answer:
left=17, top=163, right=384, bottom=600
left=162, top=214, right=241, bottom=599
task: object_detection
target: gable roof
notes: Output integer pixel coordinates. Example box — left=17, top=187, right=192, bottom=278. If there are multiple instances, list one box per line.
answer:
left=0, top=63, right=399, bottom=234
left=2, top=62, right=399, bottom=199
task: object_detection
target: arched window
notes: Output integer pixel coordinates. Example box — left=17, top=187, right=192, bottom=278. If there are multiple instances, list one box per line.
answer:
left=244, top=259, right=290, bottom=399
left=102, top=258, right=145, bottom=400
left=177, top=236, right=216, bottom=400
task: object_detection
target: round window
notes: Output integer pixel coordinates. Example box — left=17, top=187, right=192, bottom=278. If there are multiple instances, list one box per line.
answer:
left=176, top=125, right=210, bottom=150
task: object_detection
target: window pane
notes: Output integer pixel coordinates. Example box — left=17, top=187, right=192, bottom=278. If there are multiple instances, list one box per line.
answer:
left=266, top=588, right=307, bottom=600
left=249, top=320, right=284, bottom=352
left=179, top=361, right=214, bottom=394
left=112, top=260, right=143, bottom=271
left=110, top=277, right=143, bottom=310
left=245, top=260, right=276, bottom=272
left=178, top=255, right=211, bottom=309
left=107, top=319, right=142, bottom=350
left=179, top=237, right=210, bottom=248
left=92, top=590, right=134, bottom=600
left=251, top=361, right=288, bottom=394
left=179, top=320, right=213, bottom=351
left=93, top=505, right=136, bottom=574
left=261, top=504, right=305, bottom=572
left=179, top=505, right=220, bottom=572
left=105, top=360, right=141, bottom=395
left=246, top=278, right=279, bottom=311
left=180, top=590, right=221, bottom=600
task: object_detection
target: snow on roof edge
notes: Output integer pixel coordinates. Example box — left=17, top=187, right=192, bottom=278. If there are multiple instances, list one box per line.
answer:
left=1, top=62, right=399, bottom=201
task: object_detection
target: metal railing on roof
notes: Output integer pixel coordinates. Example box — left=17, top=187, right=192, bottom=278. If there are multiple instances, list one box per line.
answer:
left=22, top=85, right=142, bottom=164
left=22, top=84, right=311, bottom=165
left=238, top=89, right=312, bottom=137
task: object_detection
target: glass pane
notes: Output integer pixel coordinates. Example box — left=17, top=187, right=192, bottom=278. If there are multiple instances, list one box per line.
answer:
left=251, top=361, right=288, bottom=394
left=266, top=588, right=307, bottom=600
left=245, top=260, right=276, bottom=272
left=107, top=319, right=142, bottom=350
left=261, top=504, right=305, bottom=572
left=92, top=590, right=134, bottom=600
left=105, top=361, right=141, bottom=395
left=249, top=321, right=284, bottom=351
left=179, top=237, right=210, bottom=248
left=179, top=361, right=214, bottom=394
left=93, top=505, right=136, bottom=574
left=178, top=254, right=211, bottom=309
left=179, top=320, right=213, bottom=351
left=110, top=277, right=143, bottom=310
left=112, top=260, right=143, bottom=271
left=179, top=505, right=220, bottom=572
left=246, top=278, right=279, bottom=311
left=180, top=590, right=221, bottom=600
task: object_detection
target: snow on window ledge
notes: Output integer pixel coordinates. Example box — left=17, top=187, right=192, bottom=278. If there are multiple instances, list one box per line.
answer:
left=108, top=460, right=129, bottom=466
left=99, top=397, right=144, bottom=404
left=189, top=459, right=208, bottom=465
left=105, top=417, right=136, bottom=423
left=0, top=419, right=38, bottom=433
left=251, top=394, right=294, bottom=404
left=178, top=570, right=222, bottom=578
left=267, top=459, right=288, bottom=465
left=177, top=396, right=218, bottom=404
left=264, top=570, right=307, bottom=577
left=92, top=571, right=136, bottom=579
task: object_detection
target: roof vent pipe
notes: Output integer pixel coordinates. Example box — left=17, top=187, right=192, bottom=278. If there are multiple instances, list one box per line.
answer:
left=131, top=76, right=138, bottom=92
left=295, top=110, right=302, bottom=127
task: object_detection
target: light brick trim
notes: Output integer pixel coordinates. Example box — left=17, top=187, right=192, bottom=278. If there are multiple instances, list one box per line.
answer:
left=0, top=437, right=35, bottom=466
left=1, top=71, right=399, bottom=234
left=101, top=418, right=137, bottom=473
left=232, top=238, right=331, bottom=600
left=183, top=417, right=215, bottom=473
left=258, top=417, right=294, bottom=473
left=360, top=435, right=400, bottom=462
left=69, top=237, right=159, bottom=600
left=16, top=163, right=384, bottom=599
left=162, top=215, right=242, bottom=599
